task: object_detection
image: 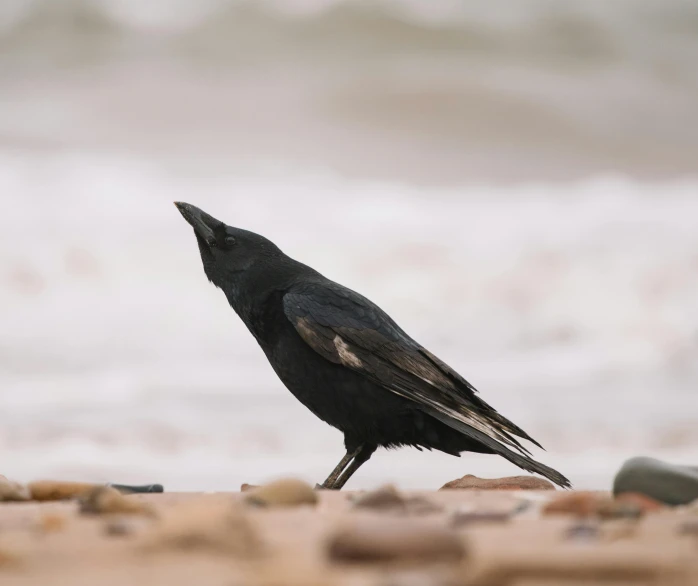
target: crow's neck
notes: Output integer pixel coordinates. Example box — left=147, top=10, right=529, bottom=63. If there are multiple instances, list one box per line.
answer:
left=222, top=255, right=316, bottom=324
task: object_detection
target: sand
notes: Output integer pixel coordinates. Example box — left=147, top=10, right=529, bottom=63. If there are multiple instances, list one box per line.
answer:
left=0, top=486, right=696, bottom=586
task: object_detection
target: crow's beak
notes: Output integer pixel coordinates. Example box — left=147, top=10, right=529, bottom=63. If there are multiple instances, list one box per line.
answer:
left=174, top=202, right=218, bottom=247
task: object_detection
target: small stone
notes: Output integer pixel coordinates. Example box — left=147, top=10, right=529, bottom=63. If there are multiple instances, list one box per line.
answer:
left=451, top=510, right=510, bottom=528
left=79, top=486, right=155, bottom=517
left=511, top=500, right=533, bottom=515
left=613, top=457, right=698, bottom=506
left=542, top=492, right=609, bottom=518
left=403, top=496, right=443, bottom=515
left=327, top=517, right=466, bottom=564
left=0, top=543, right=22, bottom=568
left=105, top=517, right=146, bottom=537
left=440, top=475, right=555, bottom=491
left=565, top=522, right=599, bottom=542
left=543, top=491, right=659, bottom=520
left=241, top=484, right=258, bottom=492
left=29, top=480, right=97, bottom=501
left=245, top=478, right=317, bottom=508
left=597, top=500, right=643, bottom=521
left=678, top=520, right=698, bottom=537
left=0, top=477, right=31, bottom=502
left=603, top=520, right=639, bottom=542
left=140, top=497, right=261, bottom=557
left=37, top=513, right=67, bottom=533
left=351, top=486, right=442, bottom=515
left=614, top=493, right=665, bottom=514
left=352, top=485, right=405, bottom=512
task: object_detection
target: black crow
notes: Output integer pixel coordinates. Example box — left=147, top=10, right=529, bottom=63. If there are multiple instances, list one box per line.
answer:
left=175, top=202, right=571, bottom=490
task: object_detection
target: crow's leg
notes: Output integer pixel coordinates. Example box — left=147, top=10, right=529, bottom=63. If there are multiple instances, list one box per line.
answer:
left=330, top=444, right=377, bottom=490
left=318, top=446, right=363, bottom=489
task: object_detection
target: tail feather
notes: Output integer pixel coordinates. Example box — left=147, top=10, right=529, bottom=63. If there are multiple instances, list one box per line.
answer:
left=418, top=347, right=545, bottom=451
left=424, top=407, right=571, bottom=489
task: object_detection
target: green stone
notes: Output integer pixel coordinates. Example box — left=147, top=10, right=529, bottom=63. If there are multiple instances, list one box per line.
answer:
left=613, top=457, right=698, bottom=506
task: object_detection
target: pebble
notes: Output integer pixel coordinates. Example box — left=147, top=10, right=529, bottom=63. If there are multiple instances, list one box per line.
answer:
left=440, top=474, right=555, bottom=491
left=402, top=496, right=443, bottom=515
left=0, top=542, right=22, bottom=568
left=140, top=497, right=261, bottom=557
left=450, top=510, right=511, bottom=528
left=603, top=520, right=639, bottom=542
left=0, top=477, right=31, bottom=502
left=79, top=486, right=156, bottom=517
left=351, top=485, right=442, bottom=515
left=678, top=519, right=698, bottom=537
left=37, top=513, right=67, bottom=533
left=104, top=517, right=149, bottom=537
left=613, top=457, right=698, bottom=506
left=352, top=485, right=405, bottom=511
left=565, top=521, right=600, bottom=542
left=327, top=517, right=466, bottom=564
left=543, top=491, right=662, bottom=520
left=542, top=492, right=607, bottom=518
left=614, top=492, right=665, bottom=514
left=29, top=481, right=97, bottom=502
left=245, top=478, right=318, bottom=508
left=597, top=500, right=643, bottom=521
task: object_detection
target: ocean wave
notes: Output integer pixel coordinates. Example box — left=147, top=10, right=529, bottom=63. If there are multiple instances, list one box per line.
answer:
left=1, top=0, right=697, bottom=67
left=0, top=150, right=697, bottom=491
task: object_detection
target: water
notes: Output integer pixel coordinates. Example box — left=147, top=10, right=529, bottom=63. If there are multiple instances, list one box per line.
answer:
left=1, top=153, right=696, bottom=489
left=0, top=0, right=697, bottom=490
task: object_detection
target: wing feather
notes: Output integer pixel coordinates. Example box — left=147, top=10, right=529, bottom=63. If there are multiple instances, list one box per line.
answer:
left=284, top=283, right=536, bottom=456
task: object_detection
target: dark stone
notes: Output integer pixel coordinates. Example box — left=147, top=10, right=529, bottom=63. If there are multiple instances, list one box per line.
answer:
left=613, top=457, right=698, bottom=506
left=450, top=510, right=510, bottom=528
left=108, top=483, right=164, bottom=494
left=565, top=522, right=600, bottom=542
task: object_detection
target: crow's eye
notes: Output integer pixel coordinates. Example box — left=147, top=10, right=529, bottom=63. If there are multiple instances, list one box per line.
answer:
left=225, top=236, right=236, bottom=247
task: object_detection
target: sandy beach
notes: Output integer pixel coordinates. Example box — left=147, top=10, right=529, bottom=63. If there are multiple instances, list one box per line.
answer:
left=1, top=480, right=697, bottom=586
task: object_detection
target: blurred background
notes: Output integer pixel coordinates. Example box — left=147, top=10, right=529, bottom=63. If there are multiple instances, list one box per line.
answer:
left=1, top=0, right=697, bottom=491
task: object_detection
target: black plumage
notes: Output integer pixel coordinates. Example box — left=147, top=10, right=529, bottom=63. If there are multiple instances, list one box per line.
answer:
left=175, top=202, right=571, bottom=490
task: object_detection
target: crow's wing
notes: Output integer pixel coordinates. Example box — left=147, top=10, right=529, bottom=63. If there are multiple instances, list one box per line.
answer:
left=282, top=281, right=572, bottom=489
left=283, top=281, right=540, bottom=457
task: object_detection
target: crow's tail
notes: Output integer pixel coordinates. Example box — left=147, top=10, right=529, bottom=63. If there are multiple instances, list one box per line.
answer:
left=425, top=407, right=572, bottom=489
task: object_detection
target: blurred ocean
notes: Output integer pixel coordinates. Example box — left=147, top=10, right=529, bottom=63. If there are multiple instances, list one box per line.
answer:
left=0, top=0, right=697, bottom=490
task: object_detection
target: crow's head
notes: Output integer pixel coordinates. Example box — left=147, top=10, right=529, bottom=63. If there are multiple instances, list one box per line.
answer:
left=175, top=202, right=282, bottom=291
